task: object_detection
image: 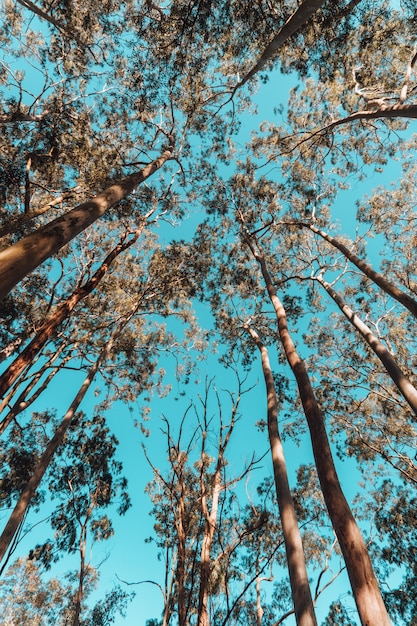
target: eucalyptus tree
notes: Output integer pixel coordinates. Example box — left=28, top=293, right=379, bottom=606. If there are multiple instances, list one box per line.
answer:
left=297, top=221, right=417, bottom=320
left=0, top=320, right=122, bottom=563
left=143, top=377, right=265, bottom=626
left=242, top=231, right=391, bottom=626
left=0, top=556, right=131, bottom=625
left=244, top=324, right=317, bottom=626
left=0, top=144, right=175, bottom=300
left=0, top=215, right=155, bottom=405
left=32, top=411, right=130, bottom=626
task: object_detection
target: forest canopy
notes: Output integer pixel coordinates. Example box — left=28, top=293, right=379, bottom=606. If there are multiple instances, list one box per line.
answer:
left=1, top=1, right=417, bottom=625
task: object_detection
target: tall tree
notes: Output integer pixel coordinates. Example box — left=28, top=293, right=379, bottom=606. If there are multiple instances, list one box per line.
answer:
left=245, top=323, right=317, bottom=626
left=0, top=146, right=173, bottom=300
left=243, top=230, right=391, bottom=626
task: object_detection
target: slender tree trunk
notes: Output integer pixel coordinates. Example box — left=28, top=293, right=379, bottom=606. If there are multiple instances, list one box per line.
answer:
left=0, top=297, right=138, bottom=563
left=303, top=222, right=417, bottom=319
left=72, top=524, right=87, bottom=626
left=0, top=145, right=173, bottom=300
left=255, top=556, right=263, bottom=626
left=245, top=238, right=392, bottom=626
left=175, top=461, right=188, bottom=626
left=197, top=389, right=237, bottom=626
left=0, top=223, right=147, bottom=405
left=0, top=353, right=102, bottom=563
left=0, top=344, right=71, bottom=435
left=236, top=0, right=327, bottom=89
left=246, top=324, right=318, bottom=626
left=197, top=462, right=222, bottom=626
left=316, top=275, right=417, bottom=416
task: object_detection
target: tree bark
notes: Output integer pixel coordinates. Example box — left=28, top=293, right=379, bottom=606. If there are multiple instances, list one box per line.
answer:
left=0, top=224, right=147, bottom=407
left=303, top=222, right=417, bottom=319
left=175, top=464, right=188, bottom=626
left=0, top=300, right=137, bottom=564
left=72, top=523, right=87, bottom=626
left=246, top=324, right=318, bottom=626
left=197, top=439, right=222, bottom=626
left=246, top=237, right=392, bottom=626
left=0, top=145, right=173, bottom=300
left=0, top=354, right=101, bottom=564
left=316, top=275, right=417, bottom=416
left=236, top=0, right=327, bottom=89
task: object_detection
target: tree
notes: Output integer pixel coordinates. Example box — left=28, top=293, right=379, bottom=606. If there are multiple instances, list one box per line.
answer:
left=243, top=230, right=391, bottom=625
left=0, top=145, right=174, bottom=300
left=0, top=217, right=153, bottom=406
left=245, top=323, right=317, bottom=626
left=0, top=556, right=131, bottom=625
left=2, top=1, right=417, bottom=623
left=142, top=377, right=276, bottom=626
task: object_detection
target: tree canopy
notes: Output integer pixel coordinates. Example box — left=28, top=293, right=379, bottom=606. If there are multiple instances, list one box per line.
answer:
left=1, top=1, right=417, bottom=624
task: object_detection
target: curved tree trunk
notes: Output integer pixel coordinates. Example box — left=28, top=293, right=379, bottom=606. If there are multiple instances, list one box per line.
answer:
left=245, top=324, right=318, bottom=626
left=316, top=274, right=417, bottom=416
left=0, top=145, right=173, bottom=300
left=245, top=237, right=392, bottom=626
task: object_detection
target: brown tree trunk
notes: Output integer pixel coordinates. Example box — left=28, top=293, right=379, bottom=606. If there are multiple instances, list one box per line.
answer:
left=0, top=344, right=71, bottom=435
left=197, top=390, right=236, bottom=626
left=246, top=324, right=318, bottom=626
left=246, top=238, right=392, bottom=626
left=317, top=275, right=417, bottom=416
left=0, top=224, right=147, bottom=407
left=175, top=466, right=188, bottom=626
left=0, top=354, right=101, bottom=563
left=236, top=0, right=327, bottom=89
left=72, top=523, right=87, bottom=626
left=0, top=145, right=172, bottom=300
left=197, top=461, right=221, bottom=626
left=304, top=223, right=417, bottom=319
left=0, top=300, right=137, bottom=564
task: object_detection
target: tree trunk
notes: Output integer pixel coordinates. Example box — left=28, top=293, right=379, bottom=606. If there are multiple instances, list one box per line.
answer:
left=72, top=524, right=87, bottom=626
left=0, top=344, right=71, bottom=435
left=0, top=353, right=102, bottom=564
left=0, top=298, right=137, bottom=564
left=197, top=392, right=236, bottom=626
left=255, top=558, right=263, bottom=626
left=304, top=222, right=417, bottom=319
left=0, top=145, right=173, bottom=300
left=197, top=467, right=221, bottom=626
left=0, top=224, right=147, bottom=406
left=176, top=474, right=188, bottom=626
left=246, top=324, right=318, bottom=626
left=236, top=0, right=327, bottom=89
left=317, top=275, right=417, bottom=416
left=246, top=238, right=392, bottom=626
